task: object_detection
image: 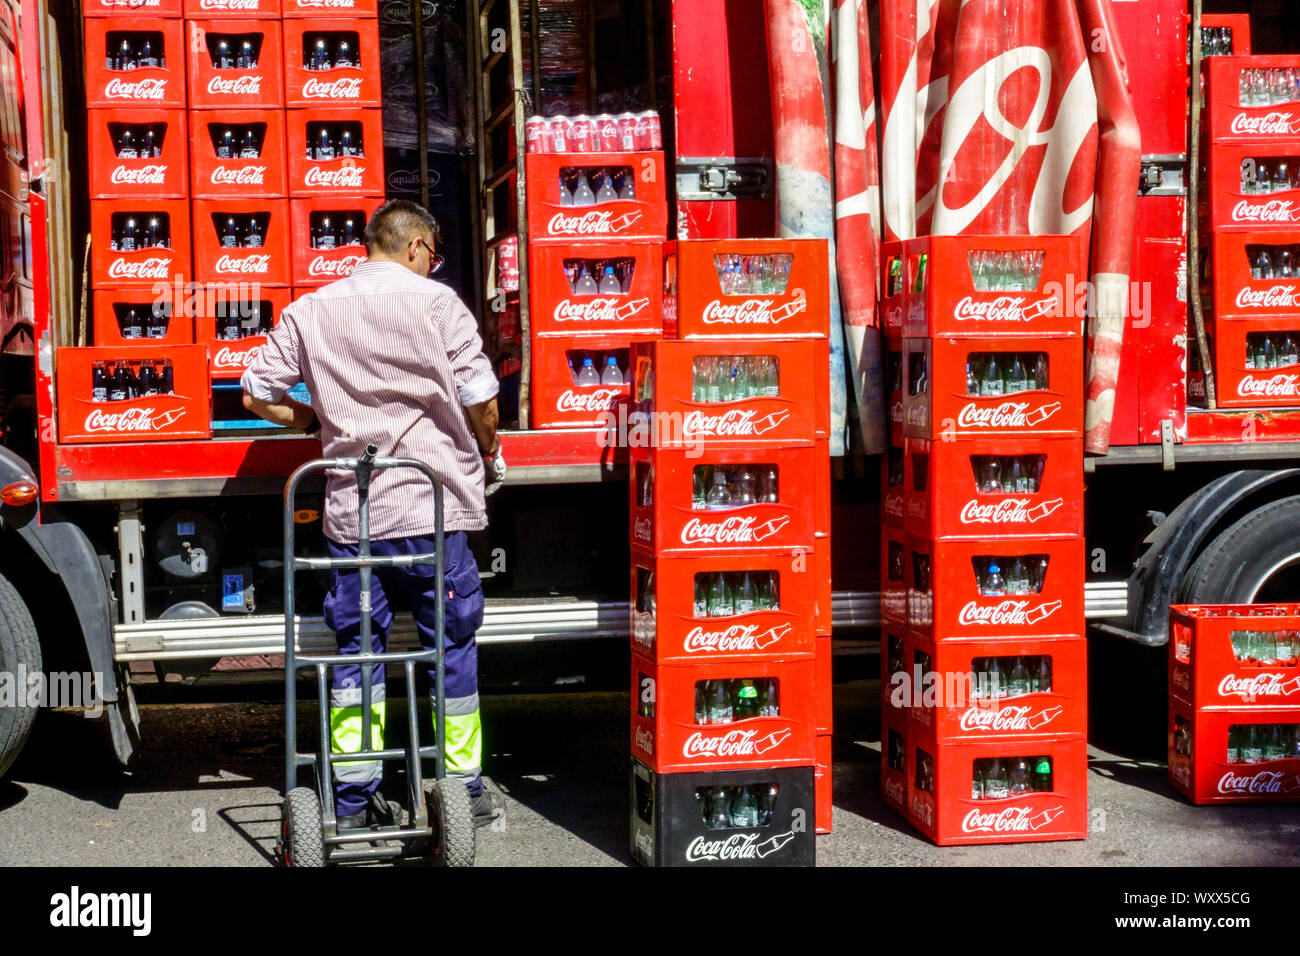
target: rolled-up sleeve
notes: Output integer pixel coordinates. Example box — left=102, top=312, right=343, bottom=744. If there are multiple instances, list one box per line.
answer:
left=441, top=296, right=499, bottom=407
left=241, top=309, right=305, bottom=402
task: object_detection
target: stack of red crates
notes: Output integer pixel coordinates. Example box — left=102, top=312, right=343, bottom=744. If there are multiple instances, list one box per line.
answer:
left=524, top=141, right=667, bottom=427
left=882, top=234, right=1090, bottom=845
left=626, top=238, right=830, bottom=866
left=1168, top=603, right=1300, bottom=804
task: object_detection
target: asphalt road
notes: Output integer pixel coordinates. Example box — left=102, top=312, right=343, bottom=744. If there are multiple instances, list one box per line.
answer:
left=2, top=673, right=1299, bottom=867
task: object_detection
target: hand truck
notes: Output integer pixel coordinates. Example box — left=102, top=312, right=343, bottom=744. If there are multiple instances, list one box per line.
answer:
left=277, top=444, right=475, bottom=867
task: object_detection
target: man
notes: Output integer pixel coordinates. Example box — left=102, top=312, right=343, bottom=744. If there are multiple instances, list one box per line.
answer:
left=241, top=199, right=507, bottom=829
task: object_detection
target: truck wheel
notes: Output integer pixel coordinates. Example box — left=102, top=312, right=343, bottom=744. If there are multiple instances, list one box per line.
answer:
left=1179, top=495, right=1300, bottom=604
left=0, top=571, right=41, bottom=780
left=424, top=777, right=475, bottom=868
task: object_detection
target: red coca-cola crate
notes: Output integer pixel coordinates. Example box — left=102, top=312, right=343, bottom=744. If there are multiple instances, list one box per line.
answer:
left=882, top=525, right=906, bottom=624
left=906, top=235, right=1083, bottom=338
left=903, top=436, right=1083, bottom=540
left=88, top=109, right=188, bottom=200
left=880, top=707, right=909, bottom=816
left=286, top=108, right=384, bottom=197
left=1201, top=14, right=1250, bottom=55
left=1168, top=702, right=1300, bottom=805
left=813, top=534, right=830, bottom=636
left=288, top=196, right=380, bottom=286
left=90, top=199, right=192, bottom=290
left=525, top=152, right=667, bottom=243
left=1203, top=142, right=1300, bottom=230
left=1210, top=317, right=1300, bottom=408
left=904, top=634, right=1087, bottom=741
left=629, top=445, right=816, bottom=556
left=902, top=335, right=1084, bottom=440
left=186, top=20, right=284, bottom=110
left=1169, top=603, right=1300, bottom=709
left=1202, top=56, right=1299, bottom=145
left=1207, top=229, right=1300, bottom=320
left=282, top=19, right=381, bottom=108
left=880, top=241, right=906, bottom=333
left=885, top=332, right=903, bottom=442
left=189, top=109, right=288, bottom=199
left=193, top=284, right=290, bottom=378
left=192, top=198, right=291, bottom=286
left=183, top=0, right=280, bottom=18
left=84, top=0, right=182, bottom=17
left=282, top=0, right=377, bottom=16
left=529, top=240, right=663, bottom=337
left=631, top=651, right=816, bottom=773
left=883, top=440, right=904, bottom=529
left=93, top=287, right=193, bottom=345
left=628, top=339, right=823, bottom=448
left=907, top=731, right=1088, bottom=845
left=662, top=238, right=828, bottom=339
left=629, top=546, right=816, bottom=664
left=815, top=634, right=832, bottom=736
left=815, top=732, right=831, bottom=834
left=83, top=19, right=186, bottom=110
left=56, top=345, right=211, bottom=443
left=906, top=534, right=1085, bottom=639
left=530, top=334, right=652, bottom=429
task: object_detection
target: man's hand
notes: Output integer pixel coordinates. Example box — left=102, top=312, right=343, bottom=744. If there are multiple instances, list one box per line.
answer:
left=242, top=392, right=317, bottom=432
left=483, top=441, right=506, bottom=497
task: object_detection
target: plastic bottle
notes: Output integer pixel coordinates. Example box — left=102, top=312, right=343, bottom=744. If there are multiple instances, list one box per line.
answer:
left=983, top=560, right=1006, bottom=596
left=598, top=264, right=621, bottom=294
left=600, top=355, right=623, bottom=386
left=571, top=171, right=596, bottom=206
left=575, top=355, right=600, bottom=386
left=594, top=170, right=618, bottom=204
left=706, top=470, right=731, bottom=510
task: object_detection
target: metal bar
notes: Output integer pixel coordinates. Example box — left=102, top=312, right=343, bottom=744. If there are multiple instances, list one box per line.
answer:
left=482, top=47, right=506, bottom=74
left=411, top=0, right=430, bottom=208
left=295, top=650, right=438, bottom=669
left=315, top=661, right=329, bottom=803
left=1188, top=0, right=1216, bottom=409
left=356, top=448, right=375, bottom=786
left=283, top=480, right=298, bottom=793
left=512, top=0, right=531, bottom=429
left=115, top=501, right=146, bottom=627
left=484, top=161, right=518, bottom=194
left=294, top=553, right=441, bottom=571
left=484, top=97, right=514, bottom=134
left=404, top=658, right=422, bottom=817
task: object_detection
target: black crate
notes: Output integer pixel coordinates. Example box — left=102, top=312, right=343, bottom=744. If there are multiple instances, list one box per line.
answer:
left=629, top=759, right=815, bottom=867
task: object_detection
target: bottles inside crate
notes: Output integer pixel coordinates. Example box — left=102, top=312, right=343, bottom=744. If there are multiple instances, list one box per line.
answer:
left=635, top=567, right=656, bottom=616
left=1244, top=332, right=1300, bottom=370
left=557, top=166, right=634, bottom=206
left=691, top=464, right=779, bottom=510
left=697, top=783, right=779, bottom=830
left=1227, top=629, right=1300, bottom=666
left=213, top=299, right=274, bottom=341
left=1247, top=244, right=1300, bottom=279
left=711, top=254, right=793, bottom=296
left=1184, top=605, right=1297, bottom=618
left=109, top=212, right=171, bottom=251
left=565, top=348, right=627, bottom=386
left=915, top=747, right=934, bottom=793
left=911, top=253, right=928, bottom=294
left=886, top=633, right=905, bottom=681
left=967, top=655, right=1054, bottom=700
left=111, top=123, right=166, bottom=159
left=1240, top=156, right=1298, bottom=194
left=908, top=353, right=927, bottom=396
left=886, top=348, right=903, bottom=394
left=105, top=31, right=165, bottom=70
left=966, top=249, right=1045, bottom=292
left=886, top=446, right=904, bottom=489
left=1198, top=25, right=1234, bottom=57
left=1173, top=714, right=1192, bottom=757
left=91, top=359, right=175, bottom=401
left=886, top=540, right=904, bottom=587
left=1226, top=724, right=1300, bottom=763
left=971, top=455, right=1046, bottom=494
left=209, top=123, right=266, bottom=160
left=690, top=355, right=780, bottom=402
left=884, top=254, right=903, bottom=298
left=303, top=32, right=360, bottom=71
left=112, top=301, right=171, bottom=340
left=691, top=571, right=780, bottom=618
left=213, top=213, right=268, bottom=249
left=692, top=677, right=781, bottom=724
left=206, top=33, right=263, bottom=70
left=526, top=111, right=662, bottom=154
left=309, top=210, right=365, bottom=249
left=972, top=554, right=1049, bottom=596
left=971, top=755, right=1054, bottom=799
left=965, top=352, right=1051, bottom=396
left=912, top=551, right=931, bottom=593
left=886, top=728, right=906, bottom=773
left=1238, top=68, right=1300, bottom=108
left=305, top=122, right=365, bottom=160
left=564, top=257, right=634, bottom=294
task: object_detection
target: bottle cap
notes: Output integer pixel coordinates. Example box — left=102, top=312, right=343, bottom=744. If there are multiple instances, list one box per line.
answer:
left=582, top=357, right=594, bottom=366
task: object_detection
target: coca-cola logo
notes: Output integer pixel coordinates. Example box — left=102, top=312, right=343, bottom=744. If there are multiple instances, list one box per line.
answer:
left=555, top=387, right=621, bottom=414
left=214, top=254, right=271, bottom=275
left=683, top=623, right=792, bottom=654
left=302, top=77, right=365, bottom=99
left=210, top=165, right=267, bottom=186
left=213, top=345, right=260, bottom=370
left=103, top=77, right=168, bottom=100
left=961, top=805, right=1065, bottom=834
left=110, top=165, right=168, bottom=185
left=546, top=210, right=642, bottom=236
left=1217, top=770, right=1289, bottom=795
left=684, top=832, right=795, bottom=863
left=83, top=406, right=184, bottom=433
left=632, top=516, right=652, bottom=542
left=682, top=728, right=792, bottom=759
left=308, top=254, right=366, bottom=278
left=680, top=515, right=791, bottom=545
left=554, top=298, right=637, bottom=323
left=682, top=409, right=791, bottom=438
left=701, top=298, right=787, bottom=326
left=303, top=165, right=367, bottom=189
left=958, top=498, right=1064, bottom=525
left=207, top=75, right=263, bottom=96
left=1232, top=199, right=1299, bottom=223
left=957, top=599, right=1063, bottom=627
left=106, top=257, right=172, bottom=279
left=883, top=777, right=905, bottom=806
left=957, top=704, right=1063, bottom=733
left=1229, top=111, right=1300, bottom=135
left=952, top=296, right=1056, bottom=323
left=1238, top=374, right=1300, bottom=398
left=1217, top=673, right=1300, bottom=700
left=296, top=0, right=358, bottom=7
left=1234, top=285, right=1300, bottom=309
left=633, top=725, right=653, bottom=755
left=956, top=401, right=1062, bottom=429
left=201, top=0, right=259, bottom=7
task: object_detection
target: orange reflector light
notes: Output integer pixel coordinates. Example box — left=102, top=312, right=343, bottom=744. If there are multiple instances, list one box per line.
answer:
left=1, top=479, right=38, bottom=506
left=293, top=508, right=320, bottom=524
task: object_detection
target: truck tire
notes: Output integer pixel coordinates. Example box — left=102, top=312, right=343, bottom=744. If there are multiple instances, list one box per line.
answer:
left=0, top=570, right=41, bottom=780
left=1179, top=495, right=1300, bottom=604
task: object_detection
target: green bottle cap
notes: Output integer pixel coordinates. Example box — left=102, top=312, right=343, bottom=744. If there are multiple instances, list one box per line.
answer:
left=1035, top=758, right=1051, bottom=775
left=738, top=684, right=758, bottom=699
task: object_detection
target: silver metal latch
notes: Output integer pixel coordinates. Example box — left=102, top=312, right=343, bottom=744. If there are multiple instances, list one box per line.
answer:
left=676, top=158, right=773, bottom=201
left=1139, top=154, right=1187, bottom=196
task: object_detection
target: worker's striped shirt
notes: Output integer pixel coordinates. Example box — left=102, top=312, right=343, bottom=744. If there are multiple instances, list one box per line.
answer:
left=241, top=259, right=499, bottom=544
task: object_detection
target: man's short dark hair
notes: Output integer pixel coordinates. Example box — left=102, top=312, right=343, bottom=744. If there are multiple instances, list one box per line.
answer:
left=364, top=199, right=440, bottom=257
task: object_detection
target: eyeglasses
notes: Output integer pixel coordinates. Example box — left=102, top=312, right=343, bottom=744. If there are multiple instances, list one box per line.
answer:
left=412, top=236, right=445, bottom=276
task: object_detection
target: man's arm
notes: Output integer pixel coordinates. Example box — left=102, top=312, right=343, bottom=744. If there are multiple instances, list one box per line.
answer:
left=464, top=397, right=498, bottom=455
left=240, top=309, right=313, bottom=430
left=242, top=391, right=317, bottom=430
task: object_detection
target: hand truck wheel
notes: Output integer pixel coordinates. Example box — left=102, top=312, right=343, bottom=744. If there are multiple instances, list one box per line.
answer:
left=424, top=777, right=475, bottom=868
left=280, top=787, right=326, bottom=868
